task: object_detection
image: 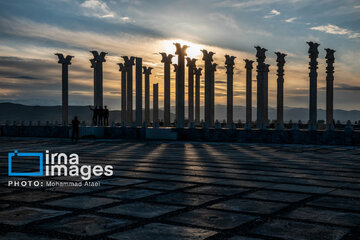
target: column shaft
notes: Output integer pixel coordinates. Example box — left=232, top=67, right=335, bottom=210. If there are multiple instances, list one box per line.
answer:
left=145, top=73, right=150, bottom=124
left=62, top=64, right=68, bottom=124
left=136, top=58, right=142, bottom=126
left=164, top=63, right=171, bottom=126
left=153, top=83, right=159, bottom=123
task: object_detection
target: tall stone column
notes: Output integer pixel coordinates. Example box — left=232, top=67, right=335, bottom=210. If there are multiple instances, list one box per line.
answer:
left=194, top=67, right=202, bottom=125
left=244, top=59, right=254, bottom=129
left=117, top=63, right=127, bottom=123
left=325, top=48, right=335, bottom=131
left=135, top=58, right=143, bottom=126
left=160, top=53, right=173, bottom=126
left=122, top=56, right=135, bottom=124
left=264, top=64, right=270, bottom=125
left=153, top=83, right=159, bottom=123
left=90, top=51, right=107, bottom=108
left=201, top=50, right=215, bottom=127
left=143, top=67, right=153, bottom=125
left=210, top=63, right=217, bottom=126
left=255, top=46, right=267, bottom=129
left=186, top=57, right=197, bottom=124
left=173, top=64, right=178, bottom=125
left=307, top=41, right=320, bottom=131
left=174, top=43, right=188, bottom=128
left=275, top=52, right=287, bottom=130
left=225, top=55, right=236, bottom=126
left=55, top=53, right=73, bottom=125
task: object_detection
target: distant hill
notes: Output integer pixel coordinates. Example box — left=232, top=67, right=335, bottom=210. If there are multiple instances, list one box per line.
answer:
left=0, top=102, right=359, bottom=124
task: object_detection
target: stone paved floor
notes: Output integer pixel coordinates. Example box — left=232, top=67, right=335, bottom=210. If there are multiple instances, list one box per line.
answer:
left=0, top=137, right=360, bottom=240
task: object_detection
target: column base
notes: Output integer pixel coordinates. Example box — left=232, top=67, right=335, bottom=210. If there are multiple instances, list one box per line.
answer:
left=308, top=123, right=317, bottom=131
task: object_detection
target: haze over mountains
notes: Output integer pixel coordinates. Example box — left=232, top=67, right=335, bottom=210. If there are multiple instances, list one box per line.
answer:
left=0, top=102, right=359, bottom=124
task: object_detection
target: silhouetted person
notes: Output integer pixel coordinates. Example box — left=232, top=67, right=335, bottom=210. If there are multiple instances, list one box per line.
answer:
left=98, top=106, right=104, bottom=126
left=71, top=116, right=80, bottom=142
left=104, top=106, right=109, bottom=126
left=89, top=105, right=98, bottom=125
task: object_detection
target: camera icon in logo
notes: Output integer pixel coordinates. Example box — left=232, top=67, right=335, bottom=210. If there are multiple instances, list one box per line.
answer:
left=8, top=150, right=43, bottom=176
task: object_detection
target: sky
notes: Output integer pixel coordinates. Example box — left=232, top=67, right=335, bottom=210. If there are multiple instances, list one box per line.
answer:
left=0, top=0, right=359, bottom=111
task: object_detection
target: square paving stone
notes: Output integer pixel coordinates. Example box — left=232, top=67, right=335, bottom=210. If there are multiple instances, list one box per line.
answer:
left=99, top=202, right=183, bottom=218
left=215, top=180, right=272, bottom=188
left=100, top=178, right=148, bottom=186
left=265, top=183, right=334, bottom=194
left=209, top=198, right=287, bottom=215
left=96, top=188, right=162, bottom=200
left=45, top=195, right=118, bottom=209
left=47, top=185, right=113, bottom=194
left=282, top=206, right=360, bottom=227
left=0, top=190, right=65, bottom=202
left=153, top=192, right=219, bottom=206
left=168, top=175, right=219, bottom=183
left=40, top=214, right=132, bottom=236
left=244, top=190, right=310, bottom=203
left=328, top=189, right=360, bottom=198
left=307, top=196, right=360, bottom=211
left=0, top=207, right=69, bottom=226
left=169, top=208, right=257, bottom=230
left=250, top=219, right=349, bottom=240
left=134, top=181, right=195, bottom=190
left=108, top=222, right=217, bottom=240
left=229, top=236, right=265, bottom=240
left=184, top=185, right=249, bottom=196
left=0, top=232, right=61, bottom=240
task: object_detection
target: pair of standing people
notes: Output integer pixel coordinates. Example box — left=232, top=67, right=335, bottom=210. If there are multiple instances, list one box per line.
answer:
left=89, top=105, right=109, bottom=126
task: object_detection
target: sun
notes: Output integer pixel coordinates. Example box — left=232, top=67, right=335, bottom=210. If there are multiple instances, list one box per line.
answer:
left=160, top=39, right=204, bottom=61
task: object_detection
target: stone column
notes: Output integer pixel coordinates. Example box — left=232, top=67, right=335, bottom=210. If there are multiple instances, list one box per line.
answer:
left=325, top=48, right=335, bottom=131
left=201, top=50, right=215, bottom=127
left=307, top=41, right=320, bottom=130
left=194, top=67, right=202, bottom=125
left=117, top=63, right=127, bottom=123
left=153, top=83, right=159, bottom=123
left=135, top=57, right=143, bottom=126
left=264, top=64, right=270, bottom=125
left=225, top=55, right=236, bottom=126
left=275, top=52, right=287, bottom=130
left=143, top=66, right=153, bottom=125
left=255, top=46, right=267, bottom=129
left=244, top=59, right=254, bottom=129
left=90, top=51, right=107, bottom=108
left=122, top=56, right=135, bottom=124
left=160, top=53, right=173, bottom=126
left=55, top=53, right=73, bottom=125
left=173, top=63, right=178, bottom=124
left=174, top=43, right=188, bottom=128
left=186, top=57, right=197, bottom=124
left=210, top=63, right=217, bottom=126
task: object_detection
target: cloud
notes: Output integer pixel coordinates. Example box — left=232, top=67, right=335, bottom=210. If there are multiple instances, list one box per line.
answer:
left=310, top=24, right=360, bottom=39
left=285, top=17, right=297, bottom=23
left=354, top=5, right=360, bottom=8
left=264, top=9, right=280, bottom=18
left=80, top=0, right=115, bottom=18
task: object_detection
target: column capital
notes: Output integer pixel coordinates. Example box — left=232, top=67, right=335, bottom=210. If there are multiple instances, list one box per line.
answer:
left=275, top=52, right=287, bottom=66
left=325, top=48, right=336, bottom=62
left=160, top=52, right=174, bottom=64
left=90, top=51, right=107, bottom=62
left=225, top=55, right=236, bottom=73
left=254, top=46, right=267, bottom=62
left=117, top=63, right=127, bottom=72
left=186, top=57, right=197, bottom=67
left=55, top=53, right=73, bottom=65
left=121, top=56, right=135, bottom=67
left=90, top=59, right=96, bottom=68
left=307, top=41, right=320, bottom=58
left=194, top=67, right=202, bottom=76
left=264, top=64, right=270, bottom=72
left=173, top=64, right=178, bottom=73
left=174, top=43, right=188, bottom=56
left=143, top=66, right=153, bottom=75
left=201, top=49, right=215, bottom=62
left=244, top=59, right=254, bottom=69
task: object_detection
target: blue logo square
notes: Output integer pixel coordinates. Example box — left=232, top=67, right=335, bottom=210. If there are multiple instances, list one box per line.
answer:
left=8, top=150, right=43, bottom=176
